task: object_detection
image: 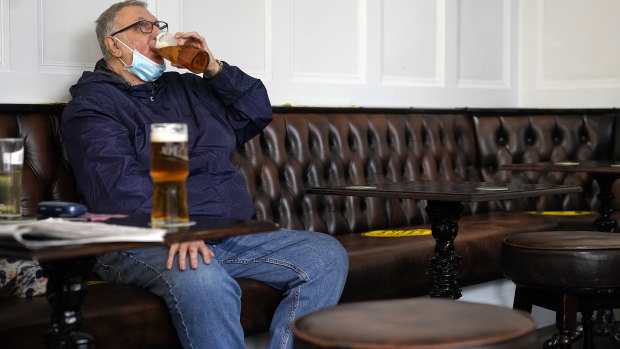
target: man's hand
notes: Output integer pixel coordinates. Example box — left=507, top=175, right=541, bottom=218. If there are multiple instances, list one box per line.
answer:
left=174, top=31, right=221, bottom=77
left=167, top=240, right=215, bottom=270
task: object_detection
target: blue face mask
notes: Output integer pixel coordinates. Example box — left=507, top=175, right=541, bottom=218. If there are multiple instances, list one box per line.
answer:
left=115, top=37, right=166, bottom=82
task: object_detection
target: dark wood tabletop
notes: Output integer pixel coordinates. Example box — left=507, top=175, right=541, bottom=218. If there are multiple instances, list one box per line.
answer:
left=307, top=179, right=581, bottom=299
left=500, top=160, right=620, bottom=233
left=306, top=180, right=582, bottom=202
left=500, top=161, right=620, bottom=174
left=0, top=215, right=278, bottom=262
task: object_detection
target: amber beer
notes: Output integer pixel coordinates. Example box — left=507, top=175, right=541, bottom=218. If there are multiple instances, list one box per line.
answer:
left=150, top=123, right=189, bottom=226
left=152, top=32, right=209, bottom=74
left=155, top=45, right=209, bottom=74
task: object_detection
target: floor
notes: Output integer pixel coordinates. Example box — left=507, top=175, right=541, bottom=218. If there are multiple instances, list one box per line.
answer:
left=536, top=325, right=618, bottom=349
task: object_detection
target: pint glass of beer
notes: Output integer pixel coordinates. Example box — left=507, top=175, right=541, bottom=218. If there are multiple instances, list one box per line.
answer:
left=0, top=138, right=23, bottom=219
left=152, top=32, right=209, bottom=74
left=150, top=123, right=190, bottom=227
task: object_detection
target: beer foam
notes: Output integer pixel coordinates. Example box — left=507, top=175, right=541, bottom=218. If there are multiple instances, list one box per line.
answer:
left=151, top=131, right=188, bottom=142
left=155, top=32, right=177, bottom=49
left=151, top=123, right=188, bottom=142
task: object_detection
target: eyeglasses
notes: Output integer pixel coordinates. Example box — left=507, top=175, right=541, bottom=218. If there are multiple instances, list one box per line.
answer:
left=110, top=20, right=168, bottom=37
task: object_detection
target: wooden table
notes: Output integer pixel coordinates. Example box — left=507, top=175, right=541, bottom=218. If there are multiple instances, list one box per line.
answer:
left=307, top=180, right=581, bottom=299
left=0, top=215, right=277, bottom=349
left=500, top=161, right=620, bottom=232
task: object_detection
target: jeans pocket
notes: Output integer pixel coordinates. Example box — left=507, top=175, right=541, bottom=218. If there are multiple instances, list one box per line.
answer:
left=94, top=255, right=122, bottom=283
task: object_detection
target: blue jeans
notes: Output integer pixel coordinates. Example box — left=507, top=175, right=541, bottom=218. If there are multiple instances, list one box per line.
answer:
left=94, top=229, right=349, bottom=349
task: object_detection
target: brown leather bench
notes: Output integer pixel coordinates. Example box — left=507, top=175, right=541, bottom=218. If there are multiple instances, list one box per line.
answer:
left=1, top=104, right=619, bottom=348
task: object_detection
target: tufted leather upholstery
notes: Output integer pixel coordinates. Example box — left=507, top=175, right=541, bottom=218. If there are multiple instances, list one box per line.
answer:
left=0, top=104, right=79, bottom=215
left=235, top=109, right=482, bottom=235
left=473, top=109, right=619, bottom=212
left=235, top=108, right=620, bottom=235
left=1, top=104, right=619, bottom=348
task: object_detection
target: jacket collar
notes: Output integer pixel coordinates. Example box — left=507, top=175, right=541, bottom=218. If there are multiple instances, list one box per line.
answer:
left=94, top=59, right=128, bottom=85
left=94, top=58, right=164, bottom=95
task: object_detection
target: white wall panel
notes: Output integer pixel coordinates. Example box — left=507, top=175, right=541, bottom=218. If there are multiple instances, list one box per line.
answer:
left=291, top=0, right=364, bottom=83
left=7, top=0, right=37, bottom=72
left=181, top=0, right=269, bottom=79
left=519, top=0, right=620, bottom=107
left=39, top=0, right=114, bottom=72
left=382, top=0, right=444, bottom=86
left=457, top=0, right=510, bottom=88
left=0, top=0, right=8, bottom=71
left=538, top=0, right=620, bottom=86
left=6, top=0, right=620, bottom=108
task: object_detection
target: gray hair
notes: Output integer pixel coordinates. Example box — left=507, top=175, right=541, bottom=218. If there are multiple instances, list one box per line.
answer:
left=96, top=0, right=147, bottom=61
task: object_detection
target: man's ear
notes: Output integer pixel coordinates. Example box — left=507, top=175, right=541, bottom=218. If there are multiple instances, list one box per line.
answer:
left=105, top=37, right=123, bottom=58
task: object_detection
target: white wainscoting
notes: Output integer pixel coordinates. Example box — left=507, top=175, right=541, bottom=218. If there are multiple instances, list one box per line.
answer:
left=0, top=1, right=618, bottom=107
left=0, top=0, right=8, bottom=72
left=518, top=0, right=620, bottom=107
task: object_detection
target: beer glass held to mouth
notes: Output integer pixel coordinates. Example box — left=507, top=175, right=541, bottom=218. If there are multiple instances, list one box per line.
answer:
left=150, top=123, right=193, bottom=228
left=0, top=138, right=23, bottom=220
left=152, top=32, right=210, bottom=74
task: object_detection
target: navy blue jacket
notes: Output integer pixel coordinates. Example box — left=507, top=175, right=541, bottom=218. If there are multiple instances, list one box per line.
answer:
left=61, top=59, right=272, bottom=219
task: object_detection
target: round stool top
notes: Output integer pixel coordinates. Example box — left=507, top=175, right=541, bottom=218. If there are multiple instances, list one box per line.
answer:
left=292, top=298, right=537, bottom=349
left=502, top=231, right=620, bottom=288
left=503, top=231, right=620, bottom=250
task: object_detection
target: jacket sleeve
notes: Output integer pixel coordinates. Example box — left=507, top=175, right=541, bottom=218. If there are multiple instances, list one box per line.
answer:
left=204, top=61, right=273, bottom=147
left=61, top=97, right=153, bottom=214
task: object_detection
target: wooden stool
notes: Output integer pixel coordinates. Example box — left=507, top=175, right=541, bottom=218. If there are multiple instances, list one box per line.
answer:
left=502, top=231, right=620, bottom=349
left=292, top=298, right=537, bottom=348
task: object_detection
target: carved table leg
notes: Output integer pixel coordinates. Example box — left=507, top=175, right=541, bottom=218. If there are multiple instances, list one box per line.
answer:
left=41, top=257, right=96, bottom=349
left=591, top=173, right=620, bottom=347
left=544, top=173, right=620, bottom=348
left=543, top=325, right=584, bottom=349
left=425, top=200, right=464, bottom=299
left=593, top=173, right=617, bottom=233
left=582, top=312, right=594, bottom=349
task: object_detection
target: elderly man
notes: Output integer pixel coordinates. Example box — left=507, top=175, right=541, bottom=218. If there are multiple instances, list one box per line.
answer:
left=60, top=1, right=348, bottom=348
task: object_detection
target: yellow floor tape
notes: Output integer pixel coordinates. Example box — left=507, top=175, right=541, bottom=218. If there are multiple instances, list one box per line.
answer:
left=525, top=211, right=593, bottom=216
left=362, top=229, right=432, bottom=237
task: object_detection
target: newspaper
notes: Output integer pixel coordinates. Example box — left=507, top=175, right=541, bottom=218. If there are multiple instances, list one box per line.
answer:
left=0, top=218, right=166, bottom=248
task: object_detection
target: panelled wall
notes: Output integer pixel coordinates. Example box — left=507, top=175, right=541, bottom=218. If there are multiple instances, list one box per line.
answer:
left=0, top=0, right=618, bottom=108
left=519, top=0, right=620, bottom=107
